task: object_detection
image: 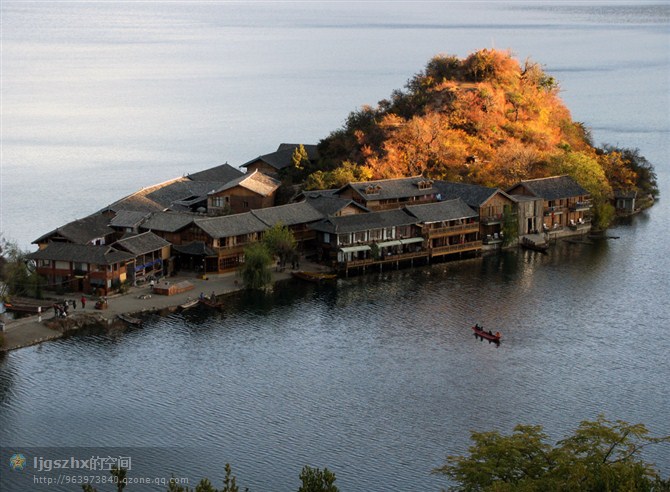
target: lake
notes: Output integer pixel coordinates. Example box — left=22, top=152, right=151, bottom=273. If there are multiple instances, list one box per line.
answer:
left=1, top=1, right=669, bottom=491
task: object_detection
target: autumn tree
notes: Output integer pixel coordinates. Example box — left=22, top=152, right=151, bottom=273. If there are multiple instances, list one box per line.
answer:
left=434, top=415, right=669, bottom=492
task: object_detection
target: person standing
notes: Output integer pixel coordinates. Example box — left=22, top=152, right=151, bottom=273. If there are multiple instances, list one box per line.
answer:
left=81, top=296, right=86, bottom=309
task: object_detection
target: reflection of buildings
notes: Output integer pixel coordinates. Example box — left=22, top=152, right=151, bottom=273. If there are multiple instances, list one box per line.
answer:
left=28, top=147, right=592, bottom=292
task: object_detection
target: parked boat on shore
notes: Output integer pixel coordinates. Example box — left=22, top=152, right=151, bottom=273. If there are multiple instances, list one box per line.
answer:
left=472, top=324, right=501, bottom=343
left=179, top=298, right=199, bottom=311
left=117, top=313, right=142, bottom=327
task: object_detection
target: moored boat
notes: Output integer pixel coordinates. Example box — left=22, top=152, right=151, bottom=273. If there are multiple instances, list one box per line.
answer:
left=179, top=298, right=199, bottom=310
left=291, top=271, right=337, bottom=283
left=117, top=313, right=142, bottom=326
left=199, top=297, right=225, bottom=309
left=472, top=324, right=501, bottom=343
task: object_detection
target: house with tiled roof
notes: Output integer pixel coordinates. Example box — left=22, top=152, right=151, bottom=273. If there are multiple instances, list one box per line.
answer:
left=187, top=163, right=244, bottom=183
left=334, top=176, right=438, bottom=211
left=27, top=243, right=134, bottom=294
left=112, top=231, right=172, bottom=282
left=207, top=170, right=281, bottom=215
left=139, top=212, right=196, bottom=245
left=241, top=144, right=319, bottom=177
left=434, top=181, right=517, bottom=247
left=298, top=190, right=369, bottom=217
left=404, top=199, right=482, bottom=258
left=507, top=175, right=592, bottom=237
left=32, top=214, right=116, bottom=249
left=251, top=201, right=324, bottom=248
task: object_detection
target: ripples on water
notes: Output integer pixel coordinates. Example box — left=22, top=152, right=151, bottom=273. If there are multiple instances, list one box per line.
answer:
left=2, top=226, right=668, bottom=491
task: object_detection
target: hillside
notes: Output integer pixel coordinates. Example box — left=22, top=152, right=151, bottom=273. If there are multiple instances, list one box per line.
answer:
left=295, top=49, right=657, bottom=228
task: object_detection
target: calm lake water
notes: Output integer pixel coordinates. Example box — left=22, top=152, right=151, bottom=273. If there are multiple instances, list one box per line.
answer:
left=1, top=2, right=669, bottom=491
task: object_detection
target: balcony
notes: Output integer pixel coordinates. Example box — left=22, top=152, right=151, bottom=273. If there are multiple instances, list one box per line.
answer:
left=480, top=214, right=503, bottom=226
left=569, top=201, right=592, bottom=212
left=342, top=250, right=427, bottom=268
left=543, top=205, right=565, bottom=216
left=423, top=222, right=479, bottom=238
left=430, top=240, right=482, bottom=257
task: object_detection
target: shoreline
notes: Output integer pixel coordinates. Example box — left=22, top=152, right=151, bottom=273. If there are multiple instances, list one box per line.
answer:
left=0, top=264, right=320, bottom=353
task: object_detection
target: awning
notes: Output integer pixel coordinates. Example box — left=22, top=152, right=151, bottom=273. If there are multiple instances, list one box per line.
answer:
left=377, top=240, right=401, bottom=248
left=400, top=237, right=424, bottom=245
left=339, top=245, right=372, bottom=253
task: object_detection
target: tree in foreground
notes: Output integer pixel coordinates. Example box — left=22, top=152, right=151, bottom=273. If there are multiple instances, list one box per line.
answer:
left=297, top=465, right=339, bottom=492
left=239, top=242, right=273, bottom=290
left=433, top=414, right=669, bottom=492
left=262, top=222, right=298, bottom=270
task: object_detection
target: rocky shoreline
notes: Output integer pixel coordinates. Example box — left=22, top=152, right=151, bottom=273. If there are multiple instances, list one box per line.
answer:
left=0, top=265, right=314, bottom=353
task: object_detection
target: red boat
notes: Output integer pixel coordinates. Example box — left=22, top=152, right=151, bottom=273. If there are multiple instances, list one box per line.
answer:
left=472, top=325, right=501, bottom=343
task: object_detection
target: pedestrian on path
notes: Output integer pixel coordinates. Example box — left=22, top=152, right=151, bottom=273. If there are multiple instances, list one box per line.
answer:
left=81, top=296, right=86, bottom=309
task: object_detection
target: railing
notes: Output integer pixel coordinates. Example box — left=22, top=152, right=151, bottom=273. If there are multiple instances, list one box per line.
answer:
left=342, top=250, right=428, bottom=268
left=480, top=215, right=503, bottom=225
left=569, top=201, right=592, bottom=211
left=544, top=206, right=565, bottom=215
left=430, top=240, right=482, bottom=256
left=423, top=223, right=479, bottom=237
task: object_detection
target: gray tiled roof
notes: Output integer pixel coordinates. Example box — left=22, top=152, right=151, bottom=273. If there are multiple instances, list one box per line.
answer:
left=302, top=194, right=369, bottom=216
left=252, top=201, right=324, bottom=227
left=241, top=144, right=319, bottom=171
left=211, top=170, right=281, bottom=197
left=113, top=231, right=170, bottom=256
left=33, top=213, right=114, bottom=245
left=433, top=181, right=500, bottom=207
left=102, top=177, right=185, bottom=214
left=140, top=212, right=195, bottom=233
left=309, top=209, right=417, bottom=234
left=187, top=163, right=244, bottom=183
left=335, top=176, right=437, bottom=201
left=27, top=243, right=134, bottom=265
left=194, top=212, right=268, bottom=238
left=109, top=210, right=151, bottom=229
left=405, top=198, right=478, bottom=223
left=510, top=175, right=589, bottom=200
left=146, top=179, right=218, bottom=209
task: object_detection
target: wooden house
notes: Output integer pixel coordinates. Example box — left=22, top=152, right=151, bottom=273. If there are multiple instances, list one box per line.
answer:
left=241, top=143, right=319, bottom=177
left=507, top=175, right=592, bottom=237
left=404, top=199, right=481, bottom=258
left=32, top=213, right=116, bottom=249
left=251, top=201, right=324, bottom=249
left=191, top=212, right=269, bottom=272
left=112, top=231, right=172, bottom=283
left=434, top=181, right=516, bottom=247
left=27, top=243, right=134, bottom=295
left=334, top=176, right=438, bottom=211
left=309, top=209, right=423, bottom=269
left=139, top=212, right=195, bottom=245
left=614, top=189, right=637, bottom=215
left=298, top=190, right=369, bottom=217
left=207, top=170, right=281, bottom=215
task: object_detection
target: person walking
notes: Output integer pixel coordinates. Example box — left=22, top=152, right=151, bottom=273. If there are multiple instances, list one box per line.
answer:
left=81, top=296, right=86, bottom=309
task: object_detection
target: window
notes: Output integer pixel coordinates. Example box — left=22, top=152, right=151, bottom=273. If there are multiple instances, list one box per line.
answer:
left=213, top=197, right=223, bottom=207
left=243, top=200, right=249, bottom=209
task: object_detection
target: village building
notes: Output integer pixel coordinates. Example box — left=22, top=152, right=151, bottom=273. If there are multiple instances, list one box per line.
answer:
left=251, top=201, right=324, bottom=251
left=297, top=190, right=369, bottom=217
left=434, top=182, right=516, bottom=248
left=27, top=243, right=134, bottom=295
left=112, top=231, right=172, bottom=283
left=333, top=176, right=438, bottom=211
left=241, top=143, right=319, bottom=177
left=33, top=214, right=116, bottom=249
left=309, top=208, right=424, bottom=272
left=404, top=199, right=481, bottom=259
left=614, top=189, right=637, bottom=215
left=109, top=210, right=152, bottom=235
left=139, top=212, right=195, bottom=245
left=507, top=175, right=592, bottom=238
left=191, top=212, right=269, bottom=273
left=207, top=170, right=281, bottom=215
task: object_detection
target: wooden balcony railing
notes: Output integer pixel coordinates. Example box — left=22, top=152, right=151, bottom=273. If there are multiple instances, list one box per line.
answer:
left=423, top=223, right=479, bottom=237
left=430, top=240, right=482, bottom=256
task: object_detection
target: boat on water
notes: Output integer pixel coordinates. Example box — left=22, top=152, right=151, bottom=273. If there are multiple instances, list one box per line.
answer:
left=179, top=298, right=199, bottom=310
left=472, top=324, right=502, bottom=343
left=291, top=271, right=337, bottom=283
left=117, top=313, right=142, bottom=327
left=199, top=297, right=224, bottom=309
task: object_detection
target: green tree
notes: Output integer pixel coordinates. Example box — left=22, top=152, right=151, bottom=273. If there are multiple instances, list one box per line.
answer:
left=297, top=466, right=339, bottom=492
left=262, top=222, right=297, bottom=270
left=501, top=205, right=518, bottom=247
left=434, top=415, right=669, bottom=492
left=239, top=242, right=273, bottom=290
left=0, top=235, right=44, bottom=299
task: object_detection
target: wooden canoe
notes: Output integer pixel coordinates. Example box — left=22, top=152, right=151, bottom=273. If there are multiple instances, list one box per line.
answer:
left=472, top=325, right=502, bottom=343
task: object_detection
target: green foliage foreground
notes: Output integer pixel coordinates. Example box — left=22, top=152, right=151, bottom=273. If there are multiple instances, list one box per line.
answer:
left=433, top=414, right=670, bottom=492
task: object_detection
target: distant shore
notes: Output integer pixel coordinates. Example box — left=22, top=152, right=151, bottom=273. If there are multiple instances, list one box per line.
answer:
left=1, top=263, right=326, bottom=353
